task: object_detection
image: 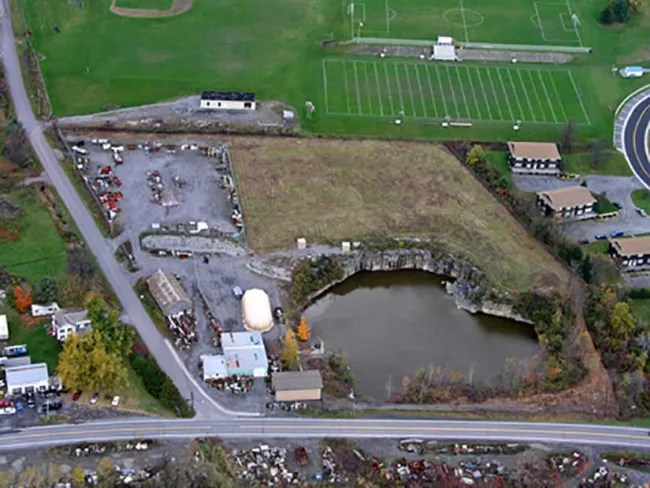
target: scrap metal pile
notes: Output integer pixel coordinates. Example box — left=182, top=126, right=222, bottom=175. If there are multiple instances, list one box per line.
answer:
left=400, top=440, right=526, bottom=456
left=91, top=165, right=123, bottom=219
left=579, top=466, right=631, bottom=486
left=208, top=145, right=243, bottom=232
left=167, top=310, right=197, bottom=350
left=548, top=451, right=588, bottom=476
left=231, top=444, right=301, bottom=485
left=206, top=375, right=254, bottom=394
left=146, top=170, right=165, bottom=204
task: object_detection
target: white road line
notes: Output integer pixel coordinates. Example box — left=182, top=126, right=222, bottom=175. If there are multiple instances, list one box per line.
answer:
left=517, top=70, right=536, bottom=121
left=565, top=0, right=583, bottom=46
left=423, top=64, right=439, bottom=118
left=536, top=70, right=559, bottom=123
left=383, top=63, right=395, bottom=115
left=342, top=61, right=353, bottom=114
left=485, top=68, right=504, bottom=120
left=506, top=69, right=526, bottom=121
left=404, top=63, right=417, bottom=116
left=363, top=63, right=373, bottom=114
left=453, top=66, right=471, bottom=118
left=445, top=65, right=461, bottom=118
left=567, top=70, right=591, bottom=124
left=527, top=70, right=547, bottom=122
left=394, top=63, right=406, bottom=114
left=465, top=66, right=482, bottom=120
left=414, top=64, right=429, bottom=118
left=496, top=68, right=515, bottom=120
left=547, top=70, right=568, bottom=121
left=373, top=63, right=384, bottom=116
left=476, top=67, right=494, bottom=120
left=322, top=59, right=331, bottom=115
left=353, top=61, right=363, bottom=114
left=427, top=65, right=451, bottom=117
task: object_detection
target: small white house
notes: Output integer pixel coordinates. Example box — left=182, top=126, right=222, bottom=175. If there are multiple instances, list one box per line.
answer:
left=52, top=309, right=92, bottom=342
left=31, top=302, right=60, bottom=317
left=5, top=363, right=49, bottom=395
left=0, top=315, right=8, bottom=341
left=431, top=35, right=459, bottom=61
left=200, top=91, right=256, bottom=111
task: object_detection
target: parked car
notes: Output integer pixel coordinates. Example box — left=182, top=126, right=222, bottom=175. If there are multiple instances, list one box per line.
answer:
left=613, top=202, right=623, bottom=210
left=578, top=238, right=589, bottom=245
left=111, top=396, right=120, bottom=407
left=638, top=208, right=648, bottom=217
left=610, top=230, right=625, bottom=238
left=26, top=393, right=35, bottom=409
left=41, top=401, right=62, bottom=414
left=595, top=234, right=607, bottom=240
left=1, top=407, right=15, bottom=415
left=72, top=390, right=83, bottom=402
left=90, top=392, right=99, bottom=405
left=14, top=399, right=23, bottom=412
left=232, top=286, right=243, bottom=299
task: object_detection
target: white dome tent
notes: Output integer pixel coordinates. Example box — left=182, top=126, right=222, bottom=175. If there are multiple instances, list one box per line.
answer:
left=241, top=289, right=274, bottom=333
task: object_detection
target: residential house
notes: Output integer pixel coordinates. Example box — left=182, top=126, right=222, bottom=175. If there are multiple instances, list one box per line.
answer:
left=5, top=363, right=49, bottom=395
left=199, top=91, right=256, bottom=111
left=272, top=370, right=323, bottom=402
left=52, top=309, right=92, bottom=342
left=536, top=186, right=596, bottom=221
left=147, top=269, right=192, bottom=316
left=609, top=236, right=650, bottom=272
left=507, top=141, right=562, bottom=175
left=221, top=331, right=268, bottom=377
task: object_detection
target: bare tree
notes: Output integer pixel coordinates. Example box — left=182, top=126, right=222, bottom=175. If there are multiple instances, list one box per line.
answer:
left=560, top=120, right=578, bottom=154
left=589, top=138, right=612, bottom=169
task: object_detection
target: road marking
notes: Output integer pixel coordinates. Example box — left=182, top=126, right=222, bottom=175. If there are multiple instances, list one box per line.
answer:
left=631, top=104, right=650, bottom=180
left=0, top=425, right=209, bottom=442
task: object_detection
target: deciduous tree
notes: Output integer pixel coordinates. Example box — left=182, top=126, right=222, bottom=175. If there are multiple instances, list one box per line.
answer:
left=85, top=293, right=134, bottom=359
left=67, top=247, right=96, bottom=282
left=280, top=329, right=299, bottom=370
left=589, top=139, right=612, bottom=170
left=466, top=144, right=487, bottom=166
left=13, top=285, right=32, bottom=312
left=607, top=301, right=635, bottom=349
left=560, top=120, right=578, bottom=154
left=71, top=466, right=86, bottom=488
left=33, top=276, right=59, bottom=304
left=97, top=457, right=119, bottom=488
left=296, top=315, right=311, bottom=342
left=4, top=119, right=32, bottom=168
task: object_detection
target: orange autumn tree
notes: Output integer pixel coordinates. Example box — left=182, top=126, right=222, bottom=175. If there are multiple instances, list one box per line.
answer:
left=296, top=315, right=311, bottom=342
left=14, top=285, right=32, bottom=312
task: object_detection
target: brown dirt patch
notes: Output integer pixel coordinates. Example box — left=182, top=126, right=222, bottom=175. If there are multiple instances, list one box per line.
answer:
left=110, top=0, right=192, bottom=18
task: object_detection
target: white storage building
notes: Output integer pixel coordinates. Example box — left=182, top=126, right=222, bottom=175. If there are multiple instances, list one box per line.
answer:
left=241, top=289, right=274, bottom=333
left=200, top=91, right=256, bottom=111
left=0, top=315, right=8, bottom=341
left=5, top=363, right=49, bottom=395
left=221, top=332, right=268, bottom=377
left=432, top=36, right=459, bottom=61
left=201, top=354, right=228, bottom=381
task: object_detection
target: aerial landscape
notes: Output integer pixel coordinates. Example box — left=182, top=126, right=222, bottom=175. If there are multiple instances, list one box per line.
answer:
left=1, top=0, right=650, bottom=484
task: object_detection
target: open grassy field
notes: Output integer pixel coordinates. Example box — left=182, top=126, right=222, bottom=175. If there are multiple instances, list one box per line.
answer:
left=19, top=0, right=650, bottom=141
left=230, top=136, right=569, bottom=290
left=6, top=312, right=60, bottom=372
left=0, top=186, right=68, bottom=284
left=632, top=189, right=650, bottom=213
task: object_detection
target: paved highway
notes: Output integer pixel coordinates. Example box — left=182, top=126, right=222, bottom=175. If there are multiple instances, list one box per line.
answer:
left=1, top=418, right=650, bottom=451
left=0, top=0, right=232, bottom=419
left=622, top=96, right=650, bottom=188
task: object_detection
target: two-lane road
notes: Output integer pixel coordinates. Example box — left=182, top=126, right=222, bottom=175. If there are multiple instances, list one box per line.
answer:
left=622, top=96, right=650, bottom=189
left=2, top=418, right=650, bottom=451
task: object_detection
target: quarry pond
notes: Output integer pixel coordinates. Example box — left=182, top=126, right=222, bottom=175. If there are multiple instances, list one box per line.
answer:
left=304, top=271, right=540, bottom=401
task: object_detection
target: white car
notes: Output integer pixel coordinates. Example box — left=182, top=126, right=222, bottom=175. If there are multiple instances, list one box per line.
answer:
left=3, top=407, right=15, bottom=415
left=111, top=396, right=120, bottom=407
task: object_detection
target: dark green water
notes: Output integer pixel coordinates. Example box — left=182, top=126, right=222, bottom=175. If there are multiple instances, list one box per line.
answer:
left=304, top=271, right=540, bottom=401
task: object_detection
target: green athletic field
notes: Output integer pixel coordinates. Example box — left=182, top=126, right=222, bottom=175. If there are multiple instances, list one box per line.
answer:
left=17, top=0, right=650, bottom=140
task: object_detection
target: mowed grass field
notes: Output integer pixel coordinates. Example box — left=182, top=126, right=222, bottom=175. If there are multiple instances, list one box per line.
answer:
left=229, top=137, right=569, bottom=290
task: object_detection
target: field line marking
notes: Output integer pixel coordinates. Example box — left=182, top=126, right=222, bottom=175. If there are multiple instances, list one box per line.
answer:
left=566, top=0, right=583, bottom=47
left=536, top=70, right=559, bottom=123
left=414, top=65, right=429, bottom=118
left=383, top=63, right=395, bottom=115
left=322, top=59, right=331, bottom=115
left=547, top=70, right=568, bottom=121
left=362, top=63, right=373, bottom=114
left=496, top=68, right=515, bottom=120
left=517, top=70, right=536, bottom=122
left=393, top=63, right=406, bottom=114
left=476, top=67, right=494, bottom=120
left=506, top=69, right=526, bottom=121
left=453, top=66, right=471, bottom=118
left=433, top=65, right=449, bottom=117
left=343, top=61, right=352, bottom=114
left=445, top=66, right=461, bottom=118
left=353, top=61, right=363, bottom=114
left=527, top=70, right=547, bottom=121
left=385, top=0, right=390, bottom=33
left=423, top=65, right=439, bottom=118
left=458, top=0, right=470, bottom=43
left=465, top=66, right=483, bottom=120
left=567, top=70, right=591, bottom=124
left=485, top=68, right=504, bottom=120
left=559, top=13, right=572, bottom=32
left=404, top=64, right=418, bottom=116
left=373, top=63, right=385, bottom=116
left=533, top=2, right=547, bottom=41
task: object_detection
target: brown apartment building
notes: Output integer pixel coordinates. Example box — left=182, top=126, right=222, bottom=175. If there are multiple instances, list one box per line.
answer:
left=536, top=186, right=596, bottom=221
left=507, top=141, right=562, bottom=175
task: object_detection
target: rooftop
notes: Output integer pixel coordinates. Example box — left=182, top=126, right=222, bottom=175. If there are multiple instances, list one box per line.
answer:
left=146, top=269, right=192, bottom=315
left=507, top=141, right=561, bottom=161
left=221, top=331, right=264, bottom=350
left=200, top=91, right=256, bottom=102
left=537, top=186, right=596, bottom=210
left=612, top=236, right=650, bottom=256
left=272, top=370, right=323, bottom=391
left=225, top=348, right=267, bottom=372
left=54, top=308, right=88, bottom=327
left=3, top=356, right=31, bottom=368
left=5, top=362, right=49, bottom=386
left=201, top=354, right=228, bottom=379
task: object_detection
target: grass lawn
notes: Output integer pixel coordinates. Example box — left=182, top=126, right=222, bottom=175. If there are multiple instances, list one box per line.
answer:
left=133, top=279, right=167, bottom=336
left=485, top=149, right=510, bottom=180
left=230, top=136, right=570, bottom=290
left=563, top=151, right=632, bottom=177
left=632, top=298, right=650, bottom=328
left=0, top=186, right=68, bottom=284
left=5, top=312, right=60, bottom=372
left=632, top=189, right=650, bottom=213
left=580, top=240, right=609, bottom=256
left=18, top=0, right=650, bottom=142
left=114, top=0, right=172, bottom=9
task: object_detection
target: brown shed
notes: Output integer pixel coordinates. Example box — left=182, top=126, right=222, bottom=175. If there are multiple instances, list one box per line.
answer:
left=146, top=269, right=192, bottom=315
left=272, top=370, right=323, bottom=402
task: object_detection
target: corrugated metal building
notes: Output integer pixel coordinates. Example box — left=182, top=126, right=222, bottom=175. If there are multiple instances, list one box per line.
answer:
left=272, top=370, right=323, bottom=402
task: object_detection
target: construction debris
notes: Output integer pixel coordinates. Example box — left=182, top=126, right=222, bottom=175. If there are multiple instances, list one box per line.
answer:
left=167, top=310, right=197, bottom=350
left=549, top=451, right=588, bottom=476
left=231, top=444, right=301, bottom=485
left=399, top=440, right=527, bottom=456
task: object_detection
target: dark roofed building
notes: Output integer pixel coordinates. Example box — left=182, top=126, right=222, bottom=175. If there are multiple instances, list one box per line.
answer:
left=200, top=91, right=256, bottom=110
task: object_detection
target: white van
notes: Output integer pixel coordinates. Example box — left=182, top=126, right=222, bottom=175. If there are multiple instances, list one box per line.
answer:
left=71, top=146, right=88, bottom=155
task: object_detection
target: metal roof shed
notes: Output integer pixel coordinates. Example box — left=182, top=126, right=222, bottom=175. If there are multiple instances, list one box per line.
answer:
left=272, top=370, right=323, bottom=402
left=146, top=269, right=192, bottom=315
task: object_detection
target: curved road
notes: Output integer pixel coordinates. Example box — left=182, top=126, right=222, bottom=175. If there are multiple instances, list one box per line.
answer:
left=4, top=0, right=650, bottom=452
left=622, top=96, right=650, bottom=188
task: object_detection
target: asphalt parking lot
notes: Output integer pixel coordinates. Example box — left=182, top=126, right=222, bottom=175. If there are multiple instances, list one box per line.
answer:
left=513, top=175, right=650, bottom=242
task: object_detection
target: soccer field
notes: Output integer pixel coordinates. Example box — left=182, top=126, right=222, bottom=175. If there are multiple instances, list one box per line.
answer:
left=347, top=0, right=584, bottom=46
left=323, top=59, right=590, bottom=125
